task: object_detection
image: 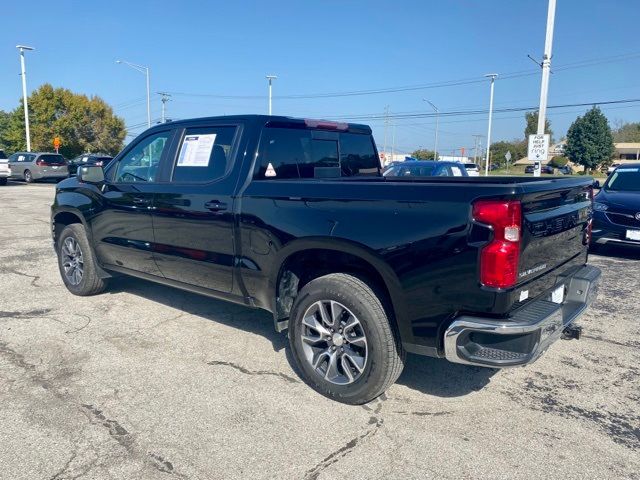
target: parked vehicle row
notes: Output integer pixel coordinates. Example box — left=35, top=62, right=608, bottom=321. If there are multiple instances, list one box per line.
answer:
left=0, top=151, right=114, bottom=184
left=51, top=114, right=600, bottom=404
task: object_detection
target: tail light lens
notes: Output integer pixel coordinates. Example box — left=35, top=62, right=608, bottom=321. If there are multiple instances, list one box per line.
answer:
left=472, top=199, right=522, bottom=289
left=95, top=161, right=103, bottom=167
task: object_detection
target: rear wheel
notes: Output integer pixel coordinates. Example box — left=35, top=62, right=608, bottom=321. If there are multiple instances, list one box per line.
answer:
left=289, top=273, right=405, bottom=404
left=57, top=224, right=107, bottom=296
left=0, top=178, right=7, bottom=186
left=24, top=170, right=33, bottom=183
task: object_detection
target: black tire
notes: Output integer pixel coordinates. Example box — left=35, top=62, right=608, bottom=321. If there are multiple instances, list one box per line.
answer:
left=0, top=177, right=7, bottom=186
left=57, top=223, right=108, bottom=296
left=289, top=273, right=405, bottom=405
left=24, top=170, right=33, bottom=183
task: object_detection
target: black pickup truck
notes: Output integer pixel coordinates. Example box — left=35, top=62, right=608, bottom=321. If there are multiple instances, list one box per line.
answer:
left=51, top=115, right=601, bottom=404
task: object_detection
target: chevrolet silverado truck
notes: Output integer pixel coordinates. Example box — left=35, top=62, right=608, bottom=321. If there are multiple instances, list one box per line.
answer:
left=51, top=115, right=601, bottom=404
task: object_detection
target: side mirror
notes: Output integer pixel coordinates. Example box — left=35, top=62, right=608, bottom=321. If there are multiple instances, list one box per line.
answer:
left=78, top=165, right=105, bottom=184
left=593, top=180, right=600, bottom=189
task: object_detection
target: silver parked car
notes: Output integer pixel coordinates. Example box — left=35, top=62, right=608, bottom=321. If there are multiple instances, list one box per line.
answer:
left=8, top=152, right=68, bottom=182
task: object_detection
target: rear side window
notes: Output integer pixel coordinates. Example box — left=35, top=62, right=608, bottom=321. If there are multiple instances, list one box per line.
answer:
left=256, top=128, right=379, bottom=180
left=171, top=126, right=237, bottom=183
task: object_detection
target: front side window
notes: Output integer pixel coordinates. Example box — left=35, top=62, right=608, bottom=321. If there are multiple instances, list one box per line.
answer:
left=171, top=126, right=237, bottom=183
left=114, top=131, right=170, bottom=183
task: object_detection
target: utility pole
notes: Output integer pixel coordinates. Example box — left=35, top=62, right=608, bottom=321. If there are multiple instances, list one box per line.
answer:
left=391, top=123, right=396, bottom=161
left=16, top=45, right=35, bottom=152
left=383, top=105, right=390, bottom=164
left=158, top=92, right=172, bottom=123
left=537, top=0, right=556, bottom=135
left=266, top=75, right=277, bottom=115
left=484, top=74, right=498, bottom=176
left=472, top=134, right=483, bottom=163
left=422, top=99, right=439, bottom=160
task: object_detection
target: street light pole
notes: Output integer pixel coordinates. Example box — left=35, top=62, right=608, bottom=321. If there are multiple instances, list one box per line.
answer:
left=266, top=75, right=277, bottom=115
left=484, top=74, right=498, bottom=176
left=116, top=60, right=151, bottom=128
left=423, top=99, right=439, bottom=160
left=16, top=45, right=35, bottom=152
left=537, top=0, right=556, bottom=135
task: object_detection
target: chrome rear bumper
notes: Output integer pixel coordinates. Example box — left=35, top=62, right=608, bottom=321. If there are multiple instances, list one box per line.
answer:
left=444, top=265, right=601, bottom=368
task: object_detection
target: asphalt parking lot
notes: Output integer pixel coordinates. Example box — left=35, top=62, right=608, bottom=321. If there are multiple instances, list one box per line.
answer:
left=1, top=181, right=638, bottom=480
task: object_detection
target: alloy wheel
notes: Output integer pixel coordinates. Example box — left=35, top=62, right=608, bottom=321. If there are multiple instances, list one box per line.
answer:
left=300, top=300, right=368, bottom=385
left=61, top=236, right=84, bottom=285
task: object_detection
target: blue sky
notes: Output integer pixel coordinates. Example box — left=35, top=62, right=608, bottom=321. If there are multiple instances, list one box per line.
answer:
left=2, top=0, right=639, bottom=155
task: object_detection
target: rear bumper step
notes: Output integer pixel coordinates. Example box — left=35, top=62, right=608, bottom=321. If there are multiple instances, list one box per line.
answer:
left=444, top=265, right=601, bottom=368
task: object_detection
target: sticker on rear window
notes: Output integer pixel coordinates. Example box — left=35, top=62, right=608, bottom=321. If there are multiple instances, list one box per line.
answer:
left=265, top=162, right=277, bottom=177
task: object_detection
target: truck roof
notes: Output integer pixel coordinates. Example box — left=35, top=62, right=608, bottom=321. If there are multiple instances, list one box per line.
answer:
left=148, top=115, right=372, bottom=134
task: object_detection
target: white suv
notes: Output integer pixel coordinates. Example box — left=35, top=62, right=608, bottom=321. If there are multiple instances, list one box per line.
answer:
left=463, top=163, right=480, bottom=176
left=0, top=150, right=10, bottom=185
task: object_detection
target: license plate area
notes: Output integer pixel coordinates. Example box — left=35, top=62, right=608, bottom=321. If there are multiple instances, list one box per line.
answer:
left=626, top=230, right=640, bottom=241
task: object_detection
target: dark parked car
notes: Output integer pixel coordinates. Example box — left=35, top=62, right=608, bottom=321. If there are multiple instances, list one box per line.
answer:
left=383, top=160, right=468, bottom=177
left=525, top=164, right=553, bottom=174
left=67, top=154, right=114, bottom=176
left=51, top=115, right=600, bottom=404
left=592, top=164, right=640, bottom=249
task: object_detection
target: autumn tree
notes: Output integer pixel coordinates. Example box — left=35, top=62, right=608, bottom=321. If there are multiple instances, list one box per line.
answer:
left=3, top=84, right=125, bottom=157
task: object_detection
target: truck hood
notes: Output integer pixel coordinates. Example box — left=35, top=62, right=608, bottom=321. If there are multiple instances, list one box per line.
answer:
left=596, top=190, right=640, bottom=210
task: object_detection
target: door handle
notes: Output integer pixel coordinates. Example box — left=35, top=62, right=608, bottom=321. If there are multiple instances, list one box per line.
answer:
left=132, top=196, right=150, bottom=206
left=204, top=200, right=228, bottom=212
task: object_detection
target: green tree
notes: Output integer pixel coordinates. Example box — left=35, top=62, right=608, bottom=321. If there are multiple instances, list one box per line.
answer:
left=0, top=110, right=11, bottom=151
left=613, top=122, right=640, bottom=143
left=564, top=107, right=615, bottom=173
left=411, top=149, right=438, bottom=160
left=4, top=84, right=125, bottom=157
left=489, top=140, right=527, bottom=168
left=524, top=111, right=553, bottom=141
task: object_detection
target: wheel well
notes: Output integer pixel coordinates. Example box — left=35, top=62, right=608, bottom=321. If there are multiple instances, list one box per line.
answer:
left=276, top=249, right=396, bottom=330
left=53, top=212, right=83, bottom=244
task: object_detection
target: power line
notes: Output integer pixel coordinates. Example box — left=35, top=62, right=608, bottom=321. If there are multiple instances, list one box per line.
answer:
left=163, top=52, right=640, bottom=101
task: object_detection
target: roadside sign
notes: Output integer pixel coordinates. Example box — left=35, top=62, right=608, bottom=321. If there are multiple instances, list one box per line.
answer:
left=505, top=151, right=512, bottom=162
left=528, top=134, right=549, bottom=161
left=53, top=137, right=61, bottom=153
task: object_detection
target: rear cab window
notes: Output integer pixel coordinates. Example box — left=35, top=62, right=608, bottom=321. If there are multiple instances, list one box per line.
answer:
left=255, top=123, right=380, bottom=180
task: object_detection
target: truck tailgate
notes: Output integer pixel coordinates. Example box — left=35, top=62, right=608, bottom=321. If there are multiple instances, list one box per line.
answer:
left=518, top=181, right=592, bottom=285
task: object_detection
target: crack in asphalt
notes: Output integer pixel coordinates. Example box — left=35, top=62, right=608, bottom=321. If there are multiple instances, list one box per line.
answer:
left=502, top=374, right=640, bottom=450
left=0, top=267, right=42, bottom=287
left=303, top=399, right=386, bottom=480
left=0, top=308, right=53, bottom=319
left=582, top=334, right=640, bottom=349
left=207, top=359, right=300, bottom=384
left=0, top=340, right=188, bottom=479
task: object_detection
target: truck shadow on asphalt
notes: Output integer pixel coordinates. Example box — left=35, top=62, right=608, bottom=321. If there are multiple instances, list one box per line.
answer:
left=110, top=276, right=495, bottom=398
left=590, top=245, right=640, bottom=260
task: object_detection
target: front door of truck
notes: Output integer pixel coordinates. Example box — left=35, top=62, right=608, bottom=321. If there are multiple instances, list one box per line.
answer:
left=90, top=130, right=174, bottom=276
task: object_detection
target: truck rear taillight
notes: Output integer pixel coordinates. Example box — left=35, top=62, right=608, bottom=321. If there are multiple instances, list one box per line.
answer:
left=472, top=199, right=522, bottom=289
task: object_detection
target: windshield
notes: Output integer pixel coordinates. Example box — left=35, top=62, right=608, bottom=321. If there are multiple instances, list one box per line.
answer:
left=605, top=167, right=640, bottom=192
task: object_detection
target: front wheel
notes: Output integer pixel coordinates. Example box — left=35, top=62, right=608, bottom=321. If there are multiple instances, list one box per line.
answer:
left=57, top=223, right=107, bottom=296
left=289, top=273, right=405, bottom=404
left=0, top=177, right=7, bottom=186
